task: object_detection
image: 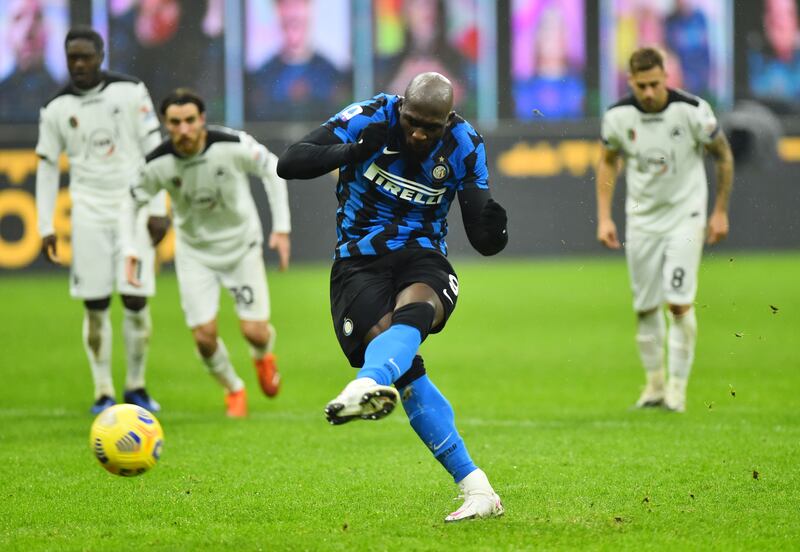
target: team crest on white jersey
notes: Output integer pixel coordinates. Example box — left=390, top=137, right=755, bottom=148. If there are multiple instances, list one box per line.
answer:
left=88, top=128, right=116, bottom=158
left=190, top=187, right=221, bottom=210
left=364, top=162, right=446, bottom=205
left=637, top=148, right=670, bottom=175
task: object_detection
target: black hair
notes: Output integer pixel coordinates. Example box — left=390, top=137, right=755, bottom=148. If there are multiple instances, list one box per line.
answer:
left=64, top=26, right=104, bottom=54
left=160, top=88, right=206, bottom=116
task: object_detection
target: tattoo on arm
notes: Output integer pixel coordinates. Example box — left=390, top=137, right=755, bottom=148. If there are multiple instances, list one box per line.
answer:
left=705, top=131, right=734, bottom=212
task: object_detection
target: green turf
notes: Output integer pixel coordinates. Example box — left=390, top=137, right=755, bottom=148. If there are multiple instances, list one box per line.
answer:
left=1, top=251, right=798, bottom=551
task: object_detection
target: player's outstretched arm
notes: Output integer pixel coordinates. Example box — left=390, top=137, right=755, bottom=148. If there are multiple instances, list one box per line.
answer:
left=277, top=123, right=388, bottom=180
left=595, top=145, right=621, bottom=249
left=457, top=188, right=508, bottom=256
left=704, top=131, right=734, bottom=245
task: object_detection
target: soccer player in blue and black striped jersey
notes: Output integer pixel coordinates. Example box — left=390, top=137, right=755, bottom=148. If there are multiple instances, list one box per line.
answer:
left=278, top=72, right=507, bottom=522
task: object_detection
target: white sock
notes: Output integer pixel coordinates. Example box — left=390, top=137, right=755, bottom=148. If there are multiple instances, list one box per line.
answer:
left=200, top=338, right=244, bottom=392
left=249, top=323, right=276, bottom=359
left=123, top=306, right=151, bottom=390
left=636, top=309, right=666, bottom=386
left=668, top=308, right=697, bottom=381
left=83, top=308, right=113, bottom=399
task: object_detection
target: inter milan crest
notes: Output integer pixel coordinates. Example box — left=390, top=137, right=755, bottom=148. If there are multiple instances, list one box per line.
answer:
left=69, top=116, right=78, bottom=128
left=342, top=318, right=354, bottom=337
left=432, top=163, right=449, bottom=182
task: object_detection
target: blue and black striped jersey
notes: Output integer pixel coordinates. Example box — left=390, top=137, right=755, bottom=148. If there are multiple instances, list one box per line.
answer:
left=323, top=93, right=489, bottom=259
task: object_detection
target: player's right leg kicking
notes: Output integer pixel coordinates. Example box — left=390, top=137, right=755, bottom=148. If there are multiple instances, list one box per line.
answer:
left=325, top=290, right=503, bottom=522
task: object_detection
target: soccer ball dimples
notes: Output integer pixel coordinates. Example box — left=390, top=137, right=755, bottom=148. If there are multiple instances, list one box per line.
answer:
left=89, top=404, right=164, bottom=476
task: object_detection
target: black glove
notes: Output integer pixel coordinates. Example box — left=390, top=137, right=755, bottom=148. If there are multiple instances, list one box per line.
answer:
left=480, top=199, right=508, bottom=237
left=351, top=121, right=388, bottom=162
left=147, top=215, right=171, bottom=246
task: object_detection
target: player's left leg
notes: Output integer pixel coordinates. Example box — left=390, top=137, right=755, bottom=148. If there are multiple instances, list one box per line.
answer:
left=176, top=249, right=246, bottom=416
left=662, top=221, right=704, bottom=412
left=222, top=248, right=281, bottom=397
left=240, top=319, right=280, bottom=397
left=626, top=230, right=668, bottom=408
left=71, top=213, right=117, bottom=413
left=665, top=304, right=696, bottom=413
left=119, top=294, right=160, bottom=412
left=396, top=356, right=504, bottom=522
left=116, top=217, right=159, bottom=411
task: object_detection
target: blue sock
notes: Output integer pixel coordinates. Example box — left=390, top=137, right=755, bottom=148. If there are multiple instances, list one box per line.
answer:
left=399, top=375, right=477, bottom=483
left=357, top=324, right=421, bottom=385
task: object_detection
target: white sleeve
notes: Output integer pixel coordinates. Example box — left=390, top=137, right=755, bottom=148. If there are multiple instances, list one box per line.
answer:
left=239, top=135, right=291, bottom=233
left=121, top=167, right=160, bottom=257
left=135, top=83, right=162, bottom=156
left=147, top=189, right=169, bottom=217
left=601, top=110, right=623, bottom=152
left=35, top=157, right=60, bottom=237
left=689, top=98, right=719, bottom=145
left=35, top=104, right=63, bottom=163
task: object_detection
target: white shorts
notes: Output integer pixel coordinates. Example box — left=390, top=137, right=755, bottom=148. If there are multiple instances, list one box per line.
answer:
left=70, top=213, right=155, bottom=299
left=175, top=243, right=270, bottom=328
left=625, top=219, right=704, bottom=312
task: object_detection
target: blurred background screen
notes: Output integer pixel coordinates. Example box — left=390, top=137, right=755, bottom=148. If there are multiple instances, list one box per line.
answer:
left=0, top=0, right=70, bottom=123
left=244, top=0, right=352, bottom=123
left=373, top=0, right=480, bottom=119
left=510, top=0, right=586, bottom=120
left=599, top=0, right=733, bottom=111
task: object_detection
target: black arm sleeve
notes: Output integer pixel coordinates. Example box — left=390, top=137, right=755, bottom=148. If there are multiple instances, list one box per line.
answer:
left=458, top=187, right=508, bottom=256
left=276, top=126, right=355, bottom=180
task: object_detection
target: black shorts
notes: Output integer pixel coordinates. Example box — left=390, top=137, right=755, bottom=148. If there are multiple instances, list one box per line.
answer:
left=330, top=248, right=460, bottom=367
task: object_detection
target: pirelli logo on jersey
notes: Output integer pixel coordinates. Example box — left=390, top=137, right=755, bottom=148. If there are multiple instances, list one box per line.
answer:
left=364, top=162, right=446, bottom=205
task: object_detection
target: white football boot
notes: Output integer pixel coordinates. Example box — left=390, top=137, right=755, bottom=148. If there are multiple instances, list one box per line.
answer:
left=445, top=469, right=505, bottom=523
left=635, top=370, right=666, bottom=408
left=664, top=377, right=687, bottom=413
left=324, top=377, right=400, bottom=425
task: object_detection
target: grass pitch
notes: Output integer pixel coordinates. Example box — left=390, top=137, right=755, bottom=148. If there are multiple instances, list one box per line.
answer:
left=1, top=251, right=799, bottom=551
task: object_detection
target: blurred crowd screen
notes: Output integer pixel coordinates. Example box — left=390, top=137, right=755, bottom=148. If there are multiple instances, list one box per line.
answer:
left=373, top=0, right=479, bottom=119
left=600, top=0, right=734, bottom=110
left=102, top=0, right=226, bottom=122
left=0, top=0, right=69, bottom=124
left=511, top=0, right=586, bottom=120
left=245, top=0, right=352, bottom=122
left=743, top=0, right=800, bottom=114
left=1, top=1, right=799, bottom=126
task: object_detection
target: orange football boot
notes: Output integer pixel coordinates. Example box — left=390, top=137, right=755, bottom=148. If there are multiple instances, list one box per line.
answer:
left=225, top=388, right=248, bottom=418
left=254, top=353, right=281, bottom=397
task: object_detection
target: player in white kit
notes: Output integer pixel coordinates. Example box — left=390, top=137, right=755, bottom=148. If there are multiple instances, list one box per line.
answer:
left=596, top=47, right=734, bottom=412
left=35, top=27, right=168, bottom=414
left=122, top=89, right=291, bottom=418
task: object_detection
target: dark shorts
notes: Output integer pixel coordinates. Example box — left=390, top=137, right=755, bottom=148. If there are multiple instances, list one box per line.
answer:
left=330, top=248, right=460, bottom=367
